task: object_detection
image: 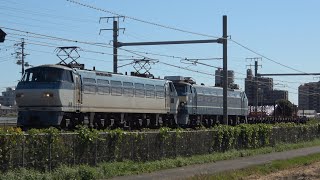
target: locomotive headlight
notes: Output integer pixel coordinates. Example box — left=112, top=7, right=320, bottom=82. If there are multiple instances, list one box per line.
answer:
left=16, top=93, right=24, bottom=98
left=43, top=92, right=53, bottom=98
left=180, top=102, right=185, bottom=107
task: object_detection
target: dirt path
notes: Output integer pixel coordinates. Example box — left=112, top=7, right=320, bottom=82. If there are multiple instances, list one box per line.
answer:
left=111, top=146, right=320, bottom=180
left=247, top=161, right=320, bottom=180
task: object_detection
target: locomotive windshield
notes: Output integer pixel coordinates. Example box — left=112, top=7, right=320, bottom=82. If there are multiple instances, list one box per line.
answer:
left=21, top=67, right=73, bottom=83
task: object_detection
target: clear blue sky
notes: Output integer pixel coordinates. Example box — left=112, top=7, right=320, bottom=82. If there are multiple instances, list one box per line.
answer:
left=1, top=0, right=320, bottom=105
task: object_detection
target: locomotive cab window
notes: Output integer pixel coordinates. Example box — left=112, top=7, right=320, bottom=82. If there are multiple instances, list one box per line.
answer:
left=22, top=67, right=73, bottom=83
left=174, top=84, right=187, bottom=96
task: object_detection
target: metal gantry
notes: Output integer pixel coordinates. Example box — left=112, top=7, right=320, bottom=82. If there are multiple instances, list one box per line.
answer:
left=112, top=16, right=230, bottom=124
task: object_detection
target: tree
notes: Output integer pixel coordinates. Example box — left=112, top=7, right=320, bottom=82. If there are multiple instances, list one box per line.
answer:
left=273, top=99, right=296, bottom=117
left=0, top=29, right=6, bottom=43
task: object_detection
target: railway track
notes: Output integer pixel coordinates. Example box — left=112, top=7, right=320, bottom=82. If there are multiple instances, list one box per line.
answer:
left=0, top=123, right=17, bottom=127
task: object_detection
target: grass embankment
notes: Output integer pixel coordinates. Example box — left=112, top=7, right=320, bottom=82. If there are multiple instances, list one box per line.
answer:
left=193, top=151, right=320, bottom=180
left=1, top=138, right=320, bottom=180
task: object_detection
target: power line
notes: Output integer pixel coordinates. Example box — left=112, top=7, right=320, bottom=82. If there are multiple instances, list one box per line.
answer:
left=25, top=48, right=115, bottom=63
left=1, top=27, right=113, bottom=48
left=0, top=4, right=97, bottom=23
left=66, top=0, right=309, bottom=80
left=67, top=0, right=221, bottom=39
left=230, top=39, right=308, bottom=74
left=0, top=44, right=15, bottom=49
left=0, top=58, right=13, bottom=63
left=5, top=4, right=306, bottom=78
left=158, top=61, right=215, bottom=76
left=7, top=34, right=140, bottom=58
left=5, top=0, right=306, bottom=79
left=0, top=10, right=310, bottom=99
left=121, top=47, right=220, bottom=77
left=119, top=48, right=223, bottom=61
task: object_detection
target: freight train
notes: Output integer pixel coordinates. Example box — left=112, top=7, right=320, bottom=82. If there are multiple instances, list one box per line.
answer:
left=15, top=64, right=248, bottom=129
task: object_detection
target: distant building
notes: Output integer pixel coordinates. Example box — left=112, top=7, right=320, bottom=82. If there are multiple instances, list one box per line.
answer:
left=0, top=87, right=16, bottom=107
left=0, top=105, right=16, bottom=116
left=215, top=68, right=239, bottom=89
left=298, top=82, right=320, bottom=112
left=272, top=90, right=289, bottom=104
left=245, top=69, right=288, bottom=106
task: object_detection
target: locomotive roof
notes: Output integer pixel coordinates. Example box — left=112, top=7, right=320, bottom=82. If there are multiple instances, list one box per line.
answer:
left=192, top=84, right=244, bottom=96
left=174, top=81, right=243, bottom=93
left=28, top=64, right=169, bottom=84
left=27, top=64, right=73, bottom=71
left=76, top=67, right=170, bottom=85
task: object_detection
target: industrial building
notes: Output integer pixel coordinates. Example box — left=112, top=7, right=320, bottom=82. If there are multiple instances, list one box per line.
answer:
left=298, top=82, right=320, bottom=112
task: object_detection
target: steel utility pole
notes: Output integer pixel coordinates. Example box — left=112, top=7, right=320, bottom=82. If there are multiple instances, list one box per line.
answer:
left=21, top=38, right=25, bottom=75
left=113, top=20, right=118, bottom=73
left=14, top=38, right=29, bottom=77
left=246, top=57, right=262, bottom=113
left=254, top=60, right=258, bottom=113
left=99, top=16, right=125, bottom=73
left=222, top=15, right=228, bottom=125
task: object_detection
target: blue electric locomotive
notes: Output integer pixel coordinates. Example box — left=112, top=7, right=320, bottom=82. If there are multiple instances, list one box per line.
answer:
left=15, top=64, right=248, bottom=129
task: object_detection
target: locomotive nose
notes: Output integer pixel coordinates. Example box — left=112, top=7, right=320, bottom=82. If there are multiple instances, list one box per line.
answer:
left=15, top=89, right=61, bottom=107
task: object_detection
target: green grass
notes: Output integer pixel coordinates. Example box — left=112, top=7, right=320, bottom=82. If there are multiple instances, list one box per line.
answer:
left=192, top=152, right=320, bottom=180
left=306, top=118, right=320, bottom=125
left=2, top=139, right=320, bottom=180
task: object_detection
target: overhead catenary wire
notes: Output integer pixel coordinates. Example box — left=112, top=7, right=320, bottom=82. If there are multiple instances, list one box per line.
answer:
left=229, top=39, right=310, bottom=75
left=24, top=48, right=114, bottom=63
left=66, top=0, right=221, bottom=39
left=1, top=27, right=113, bottom=49
left=6, top=36, right=139, bottom=59
left=3, top=0, right=306, bottom=86
left=5, top=35, right=307, bottom=95
left=4, top=20, right=305, bottom=87
left=121, top=47, right=233, bottom=78
left=119, top=48, right=222, bottom=69
left=8, top=32, right=221, bottom=63
left=66, top=0, right=311, bottom=104
left=2, top=22, right=312, bottom=100
left=0, top=4, right=97, bottom=23
left=66, top=0, right=311, bottom=77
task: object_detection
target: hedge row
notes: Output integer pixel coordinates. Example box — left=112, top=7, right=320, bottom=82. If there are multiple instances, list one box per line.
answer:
left=0, top=123, right=319, bottom=172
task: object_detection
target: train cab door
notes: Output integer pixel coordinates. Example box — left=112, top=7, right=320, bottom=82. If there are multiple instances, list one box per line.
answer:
left=74, top=73, right=82, bottom=112
left=168, top=82, right=179, bottom=114
left=191, top=86, right=197, bottom=114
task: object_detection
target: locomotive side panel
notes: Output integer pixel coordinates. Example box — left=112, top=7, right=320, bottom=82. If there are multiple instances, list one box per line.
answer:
left=78, top=71, right=170, bottom=114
